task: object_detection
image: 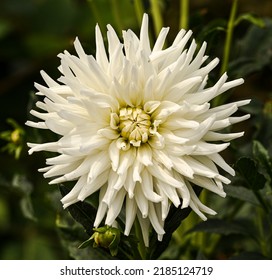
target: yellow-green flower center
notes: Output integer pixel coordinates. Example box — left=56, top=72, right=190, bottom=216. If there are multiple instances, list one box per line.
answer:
left=119, top=107, right=151, bottom=147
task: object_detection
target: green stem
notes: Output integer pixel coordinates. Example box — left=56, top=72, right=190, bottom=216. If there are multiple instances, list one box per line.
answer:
left=179, top=0, right=189, bottom=30
left=111, top=0, right=123, bottom=35
left=134, top=0, right=145, bottom=27
left=254, top=190, right=269, bottom=213
left=150, top=0, right=163, bottom=36
left=220, top=0, right=238, bottom=75
left=134, top=218, right=147, bottom=259
left=256, top=208, right=268, bottom=257
left=87, top=0, right=105, bottom=32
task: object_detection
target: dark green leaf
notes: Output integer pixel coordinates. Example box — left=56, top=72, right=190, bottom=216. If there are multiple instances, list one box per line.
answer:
left=229, top=18, right=272, bottom=77
left=234, top=157, right=266, bottom=191
left=56, top=210, right=117, bottom=260
left=59, top=184, right=97, bottom=236
left=147, top=187, right=202, bottom=259
left=230, top=251, right=268, bottom=260
left=148, top=204, right=192, bottom=259
left=188, top=219, right=251, bottom=237
left=253, top=140, right=272, bottom=182
left=225, top=185, right=260, bottom=206
left=59, top=185, right=134, bottom=259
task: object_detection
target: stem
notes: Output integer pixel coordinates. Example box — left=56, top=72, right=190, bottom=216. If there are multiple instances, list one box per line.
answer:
left=220, top=0, right=238, bottom=75
left=256, top=208, right=268, bottom=257
left=87, top=0, right=106, bottom=34
left=179, top=0, right=189, bottom=30
left=111, top=0, right=123, bottom=35
left=150, top=0, right=163, bottom=36
left=134, top=0, right=145, bottom=27
left=134, top=217, right=147, bottom=259
left=254, top=190, right=269, bottom=213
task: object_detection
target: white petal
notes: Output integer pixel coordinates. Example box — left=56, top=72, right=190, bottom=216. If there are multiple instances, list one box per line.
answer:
left=134, top=182, right=149, bottom=218
left=152, top=149, right=174, bottom=169
left=152, top=27, right=170, bottom=52
left=40, top=70, right=59, bottom=87
left=190, top=175, right=226, bottom=197
left=94, top=185, right=108, bottom=227
left=25, top=121, right=47, bottom=129
left=109, top=140, right=120, bottom=171
left=87, top=151, right=111, bottom=181
left=137, top=144, right=153, bottom=166
left=156, top=179, right=180, bottom=208
left=191, top=142, right=230, bottom=155
left=139, top=13, right=151, bottom=54
left=27, top=142, right=58, bottom=155
left=148, top=202, right=165, bottom=235
left=95, top=24, right=109, bottom=72
left=117, top=148, right=136, bottom=175
left=61, top=175, right=87, bottom=207
left=203, top=131, right=244, bottom=142
left=124, top=196, right=137, bottom=236
left=141, top=169, right=162, bottom=203
left=105, top=189, right=126, bottom=225
left=208, top=153, right=235, bottom=176
left=124, top=166, right=136, bottom=198
left=170, top=156, right=194, bottom=178
left=147, top=161, right=185, bottom=189
left=136, top=211, right=150, bottom=247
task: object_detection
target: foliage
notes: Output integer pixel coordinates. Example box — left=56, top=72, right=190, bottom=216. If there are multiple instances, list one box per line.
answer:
left=1, top=0, right=272, bottom=260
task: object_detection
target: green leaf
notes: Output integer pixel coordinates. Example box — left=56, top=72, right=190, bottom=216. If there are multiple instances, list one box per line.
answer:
left=234, top=157, right=266, bottom=191
left=0, top=18, right=11, bottom=39
left=148, top=187, right=202, bottom=259
left=234, top=13, right=265, bottom=28
left=78, top=237, right=93, bottom=249
left=253, top=140, right=272, bottom=183
left=230, top=251, right=267, bottom=260
left=225, top=185, right=259, bottom=206
left=59, top=185, right=134, bottom=259
left=12, top=174, right=37, bottom=221
left=229, top=18, right=272, bottom=77
left=59, top=184, right=97, bottom=236
left=188, top=219, right=252, bottom=237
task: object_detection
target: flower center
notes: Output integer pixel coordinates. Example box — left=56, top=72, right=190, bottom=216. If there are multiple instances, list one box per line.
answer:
left=118, top=107, right=151, bottom=147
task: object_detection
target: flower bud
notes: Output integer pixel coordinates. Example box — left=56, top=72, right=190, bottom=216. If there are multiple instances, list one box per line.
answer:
left=91, top=226, right=121, bottom=256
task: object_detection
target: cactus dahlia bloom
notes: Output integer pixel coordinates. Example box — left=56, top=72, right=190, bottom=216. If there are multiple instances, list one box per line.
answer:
left=26, top=14, right=250, bottom=246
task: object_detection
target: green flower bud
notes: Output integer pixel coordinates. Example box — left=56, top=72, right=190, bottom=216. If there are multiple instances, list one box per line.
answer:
left=91, top=226, right=120, bottom=256
left=79, top=225, right=121, bottom=257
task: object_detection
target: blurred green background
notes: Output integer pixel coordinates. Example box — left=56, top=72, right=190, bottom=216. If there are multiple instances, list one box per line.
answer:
left=1, top=0, right=272, bottom=259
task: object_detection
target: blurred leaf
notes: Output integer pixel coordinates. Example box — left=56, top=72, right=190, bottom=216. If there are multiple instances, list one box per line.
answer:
left=68, top=240, right=116, bottom=260
left=229, top=18, right=272, bottom=77
left=196, top=19, right=226, bottom=52
left=12, top=174, right=32, bottom=195
left=20, top=196, right=36, bottom=222
left=253, top=140, right=272, bottom=184
left=188, top=219, right=253, bottom=237
left=230, top=251, right=268, bottom=260
left=234, top=157, right=266, bottom=191
left=0, top=197, right=9, bottom=231
left=0, top=18, right=11, bottom=39
left=11, top=174, right=36, bottom=221
left=225, top=185, right=260, bottom=206
left=25, top=34, right=69, bottom=57
left=234, top=13, right=265, bottom=28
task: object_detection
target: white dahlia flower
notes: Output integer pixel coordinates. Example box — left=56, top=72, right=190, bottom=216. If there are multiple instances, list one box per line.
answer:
left=26, top=14, right=250, bottom=246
